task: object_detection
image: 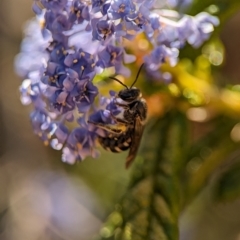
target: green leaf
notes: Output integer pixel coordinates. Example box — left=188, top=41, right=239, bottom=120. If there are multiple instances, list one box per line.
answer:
left=95, top=111, right=188, bottom=240
left=187, top=116, right=236, bottom=165
left=186, top=135, right=239, bottom=203
left=214, top=162, right=240, bottom=202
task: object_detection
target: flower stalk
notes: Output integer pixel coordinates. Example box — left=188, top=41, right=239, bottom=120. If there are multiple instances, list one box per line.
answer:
left=96, top=110, right=188, bottom=240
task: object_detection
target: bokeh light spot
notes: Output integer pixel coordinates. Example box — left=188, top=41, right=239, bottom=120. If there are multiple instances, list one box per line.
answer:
left=209, top=51, right=223, bottom=66
left=207, top=5, right=219, bottom=14
left=138, top=39, right=149, bottom=50
left=168, top=83, right=181, bottom=97
left=231, top=123, right=240, bottom=142
left=186, top=107, right=208, bottom=122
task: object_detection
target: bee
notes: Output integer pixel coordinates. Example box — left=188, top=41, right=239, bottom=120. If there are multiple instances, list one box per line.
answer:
left=88, top=64, right=147, bottom=168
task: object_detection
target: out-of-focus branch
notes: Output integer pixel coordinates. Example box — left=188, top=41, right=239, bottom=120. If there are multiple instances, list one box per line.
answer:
left=95, top=111, right=189, bottom=240
left=186, top=136, right=239, bottom=203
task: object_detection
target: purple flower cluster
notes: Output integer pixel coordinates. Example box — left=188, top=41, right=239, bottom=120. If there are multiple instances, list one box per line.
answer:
left=15, top=0, right=218, bottom=163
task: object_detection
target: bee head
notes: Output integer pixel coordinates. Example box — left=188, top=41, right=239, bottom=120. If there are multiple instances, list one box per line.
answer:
left=109, top=64, right=144, bottom=102
left=118, top=87, right=141, bottom=102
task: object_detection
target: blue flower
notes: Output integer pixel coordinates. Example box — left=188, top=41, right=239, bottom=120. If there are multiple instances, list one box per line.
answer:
left=41, top=62, right=66, bottom=87
left=92, top=19, right=115, bottom=41
left=50, top=89, right=75, bottom=114
left=88, top=90, right=122, bottom=137
left=48, top=42, right=68, bottom=64
left=44, top=12, right=71, bottom=42
left=108, top=0, right=136, bottom=20
left=15, top=0, right=218, bottom=164
left=188, top=12, right=220, bottom=47
left=64, top=49, right=96, bottom=78
left=62, top=128, right=98, bottom=164
left=71, top=78, right=99, bottom=113
left=68, top=0, right=90, bottom=24
left=88, top=110, right=115, bottom=137
left=155, top=12, right=219, bottom=49
left=15, top=19, right=49, bottom=78
left=92, top=0, right=111, bottom=15
left=50, top=123, right=69, bottom=149
left=97, top=45, right=124, bottom=73
left=30, top=109, right=69, bottom=148
left=36, top=0, right=67, bottom=12
left=145, top=46, right=179, bottom=69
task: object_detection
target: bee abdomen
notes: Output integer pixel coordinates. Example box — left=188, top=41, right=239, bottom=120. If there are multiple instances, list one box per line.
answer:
left=98, top=131, right=132, bottom=153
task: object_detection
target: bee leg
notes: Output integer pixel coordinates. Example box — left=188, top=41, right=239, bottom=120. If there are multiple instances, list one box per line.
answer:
left=110, top=113, right=129, bottom=125
left=114, top=101, right=129, bottom=109
left=87, top=121, right=123, bottom=134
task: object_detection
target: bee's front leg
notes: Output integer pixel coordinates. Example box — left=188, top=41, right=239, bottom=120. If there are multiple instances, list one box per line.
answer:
left=115, top=103, right=129, bottom=108
left=114, top=98, right=129, bottom=109
left=110, top=113, right=129, bottom=125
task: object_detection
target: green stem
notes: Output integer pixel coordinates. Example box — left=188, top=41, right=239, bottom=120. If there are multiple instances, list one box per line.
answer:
left=95, top=111, right=188, bottom=240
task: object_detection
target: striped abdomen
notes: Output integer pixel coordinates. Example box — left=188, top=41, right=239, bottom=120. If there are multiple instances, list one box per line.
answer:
left=98, top=129, right=132, bottom=153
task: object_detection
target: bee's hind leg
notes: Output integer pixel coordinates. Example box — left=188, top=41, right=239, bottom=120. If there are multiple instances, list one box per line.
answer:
left=87, top=121, right=123, bottom=134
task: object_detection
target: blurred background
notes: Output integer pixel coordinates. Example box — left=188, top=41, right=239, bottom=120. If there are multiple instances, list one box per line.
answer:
left=1, top=1, right=240, bottom=240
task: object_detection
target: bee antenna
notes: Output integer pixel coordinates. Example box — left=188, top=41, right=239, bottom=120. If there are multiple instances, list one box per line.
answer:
left=109, top=77, right=129, bottom=89
left=130, top=63, right=144, bottom=88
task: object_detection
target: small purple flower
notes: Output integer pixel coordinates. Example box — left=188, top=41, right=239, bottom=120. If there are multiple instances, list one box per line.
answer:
left=14, top=19, right=49, bottom=78
left=188, top=12, right=219, bottom=47
left=125, top=12, right=147, bottom=30
left=41, top=62, right=66, bottom=87
left=71, top=78, right=99, bottom=113
left=88, top=90, right=122, bottom=137
left=48, top=42, right=68, bottom=64
left=156, top=12, right=219, bottom=49
left=52, top=123, right=69, bottom=145
left=106, top=100, right=121, bottom=116
left=62, top=128, right=97, bottom=164
left=31, top=108, right=69, bottom=149
left=89, top=110, right=113, bottom=125
left=92, top=0, right=111, bottom=15
left=19, top=79, right=45, bottom=106
left=30, top=109, right=51, bottom=136
left=45, top=12, right=71, bottom=42
left=88, top=109, right=114, bottom=137
left=64, top=49, right=96, bottom=78
left=37, top=0, right=67, bottom=12
left=145, top=46, right=179, bottom=70
left=92, top=19, right=115, bottom=41
left=108, top=0, right=136, bottom=20
left=125, top=4, right=150, bottom=30
left=157, top=25, right=179, bottom=48
left=30, top=109, right=57, bottom=142
left=50, top=89, right=75, bottom=113
left=62, top=68, right=79, bottom=92
left=98, top=45, right=124, bottom=73
left=68, top=0, right=90, bottom=24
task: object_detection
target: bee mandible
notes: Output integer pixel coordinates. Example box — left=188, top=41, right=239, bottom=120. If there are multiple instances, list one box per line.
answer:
left=89, top=64, right=147, bottom=168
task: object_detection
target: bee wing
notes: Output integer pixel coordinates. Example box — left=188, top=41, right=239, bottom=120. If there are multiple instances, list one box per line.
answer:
left=125, top=117, right=144, bottom=168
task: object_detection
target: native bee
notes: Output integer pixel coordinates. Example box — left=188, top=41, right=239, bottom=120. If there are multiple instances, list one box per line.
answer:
left=89, top=64, right=147, bottom=168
